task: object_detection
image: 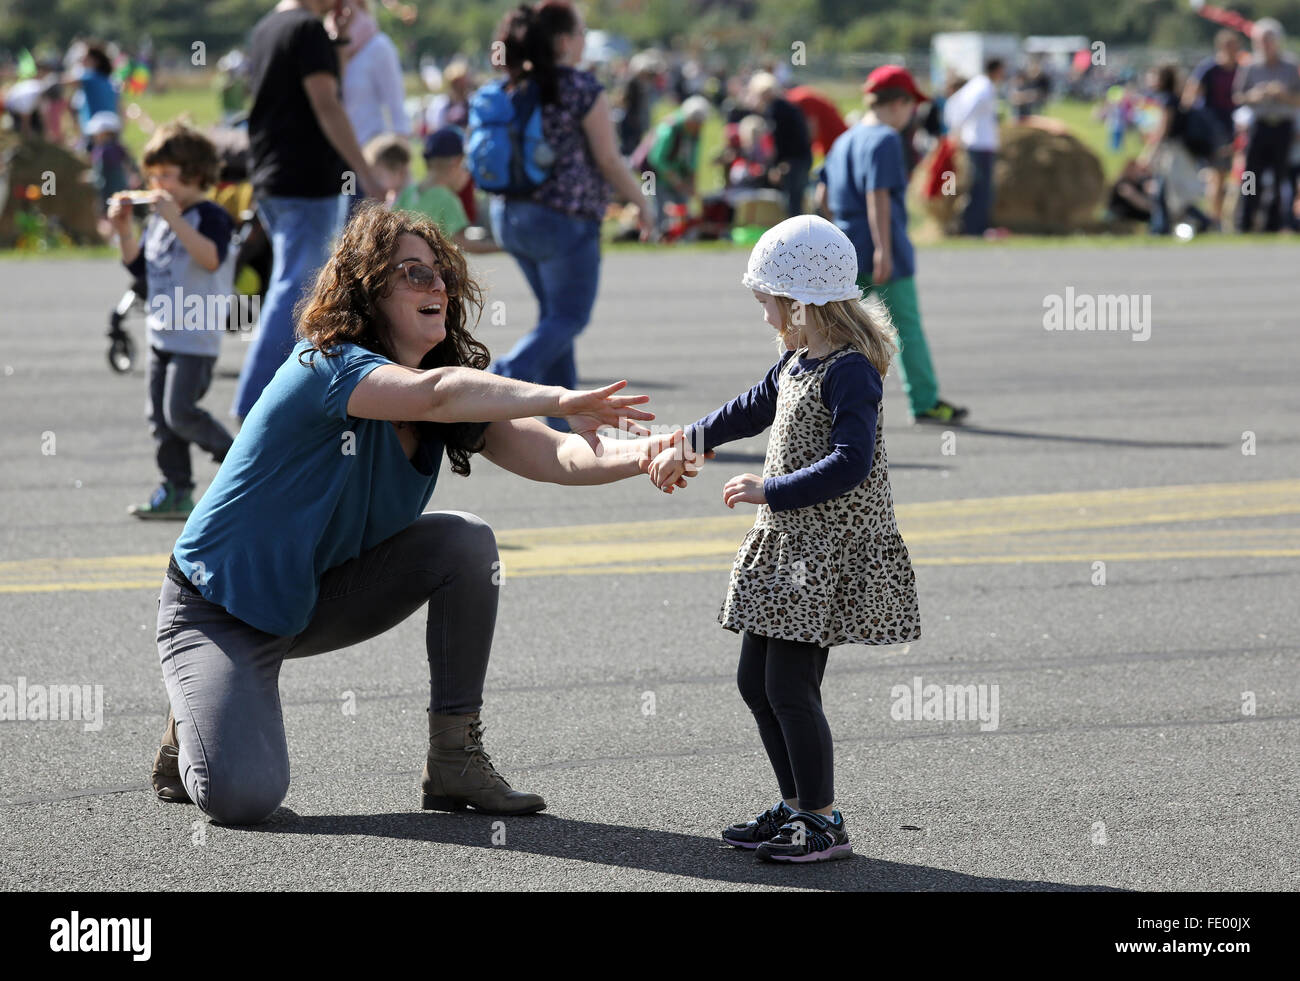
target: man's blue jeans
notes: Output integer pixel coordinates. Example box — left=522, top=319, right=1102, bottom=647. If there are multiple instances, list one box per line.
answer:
left=233, top=194, right=347, bottom=419
left=489, top=197, right=602, bottom=428
left=962, top=149, right=996, bottom=236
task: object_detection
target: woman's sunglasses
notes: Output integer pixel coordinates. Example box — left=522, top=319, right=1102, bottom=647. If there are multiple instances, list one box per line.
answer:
left=392, top=260, right=454, bottom=293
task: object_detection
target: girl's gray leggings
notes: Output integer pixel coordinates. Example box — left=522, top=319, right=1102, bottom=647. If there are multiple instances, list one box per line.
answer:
left=156, top=510, right=500, bottom=825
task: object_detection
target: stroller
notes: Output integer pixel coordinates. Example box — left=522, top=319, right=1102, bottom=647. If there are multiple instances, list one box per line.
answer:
left=106, top=122, right=270, bottom=373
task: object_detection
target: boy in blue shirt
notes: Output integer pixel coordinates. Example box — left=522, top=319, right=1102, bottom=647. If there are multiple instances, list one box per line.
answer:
left=818, top=66, right=967, bottom=425
left=108, top=121, right=237, bottom=519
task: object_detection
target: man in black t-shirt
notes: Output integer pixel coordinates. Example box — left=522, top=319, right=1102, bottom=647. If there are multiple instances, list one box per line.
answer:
left=233, top=0, right=381, bottom=420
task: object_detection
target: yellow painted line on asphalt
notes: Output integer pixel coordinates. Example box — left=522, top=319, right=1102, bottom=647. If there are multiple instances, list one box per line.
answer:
left=499, top=478, right=1300, bottom=546
left=1, top=479, right=1297, bottom=593
left=500, top=549, right=1300, bottom=579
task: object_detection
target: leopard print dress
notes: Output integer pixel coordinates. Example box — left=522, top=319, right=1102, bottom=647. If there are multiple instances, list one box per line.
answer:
left=719, top=346, right=921, bottom=648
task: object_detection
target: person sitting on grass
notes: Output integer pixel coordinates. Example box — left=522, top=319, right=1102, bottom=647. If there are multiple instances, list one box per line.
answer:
left=108, top=121, right=237, bottom=520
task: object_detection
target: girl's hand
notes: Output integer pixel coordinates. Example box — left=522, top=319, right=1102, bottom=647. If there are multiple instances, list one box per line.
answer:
left=649, top=445, right=695, bottom=493
left=645, top=430, right=689, bottom=491
left=558, top=380, right=654, bottom=453
left=722, top=473, right=766, bottom=509
left=649, top=429, right=713, bottom=492
left=649, top=448, right=689, bottom=492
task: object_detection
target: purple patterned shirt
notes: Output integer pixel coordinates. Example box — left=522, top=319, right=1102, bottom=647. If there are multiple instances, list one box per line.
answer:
left=527, top=67, right=609, bottom=222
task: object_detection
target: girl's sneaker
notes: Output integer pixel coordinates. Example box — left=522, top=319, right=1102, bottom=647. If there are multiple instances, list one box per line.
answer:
left=128, top=482, right=195, bottom=521
left=722, top=800, right=794, bottom=849
left=756, top=809, right=853, bottom=863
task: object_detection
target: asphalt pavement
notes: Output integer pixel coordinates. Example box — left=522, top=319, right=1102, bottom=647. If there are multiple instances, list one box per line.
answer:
left=1, top=240, right=1296, bottom=891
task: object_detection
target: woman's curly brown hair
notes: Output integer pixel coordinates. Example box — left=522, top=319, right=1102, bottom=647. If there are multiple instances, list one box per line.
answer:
left=295, top=202, right=490, bottom=476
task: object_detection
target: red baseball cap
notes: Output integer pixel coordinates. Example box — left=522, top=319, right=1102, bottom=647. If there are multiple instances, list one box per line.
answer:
left=862, top=65, right=928, bottom=103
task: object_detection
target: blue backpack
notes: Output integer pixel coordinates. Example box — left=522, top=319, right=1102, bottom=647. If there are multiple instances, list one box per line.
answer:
left=466, top=78, right=556, bottom=195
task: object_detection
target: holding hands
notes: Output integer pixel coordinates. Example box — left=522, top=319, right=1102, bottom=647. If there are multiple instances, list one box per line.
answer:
left=647, top=430, right=709, bottom=493
left=646, top=431, right=767, bottom=509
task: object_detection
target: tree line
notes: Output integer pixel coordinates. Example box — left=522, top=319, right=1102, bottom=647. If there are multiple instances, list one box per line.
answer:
left=3, top=0, right=1297, bottom=64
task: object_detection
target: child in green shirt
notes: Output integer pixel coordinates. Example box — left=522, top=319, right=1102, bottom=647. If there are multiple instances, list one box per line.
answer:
left=365, top=129, right=497, bottom=254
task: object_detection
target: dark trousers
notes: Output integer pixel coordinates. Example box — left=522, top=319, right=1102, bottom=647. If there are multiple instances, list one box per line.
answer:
left=736, top=630, right=833, bottom=811
left=962, top=149, right=997, bottom=235
left=1237, top=119, right=1295, bottom=233
left=147, top=347, right=234, bottom=491
left=157, top=510, right=500, bottom=824
left=781, top=157, right=812, bottom=217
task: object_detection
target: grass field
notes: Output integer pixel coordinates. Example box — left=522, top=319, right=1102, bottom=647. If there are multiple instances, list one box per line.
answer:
left=120, top=73, right=1127, bottom=182
left=4, top=71, right=1284, bottom=260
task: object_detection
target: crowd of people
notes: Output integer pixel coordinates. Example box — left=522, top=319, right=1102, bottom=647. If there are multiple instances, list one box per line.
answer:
left=1, top=0, right=1298, bottom=863
left=94, top=0, right=934, bottom=862
left=1095, top=21, right=1300, bottom=235
left=9, top=14, right=1299, bottom=248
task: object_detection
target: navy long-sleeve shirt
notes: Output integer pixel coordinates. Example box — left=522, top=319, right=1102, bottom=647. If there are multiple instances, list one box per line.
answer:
left=686, top=349, right=882, bottom=512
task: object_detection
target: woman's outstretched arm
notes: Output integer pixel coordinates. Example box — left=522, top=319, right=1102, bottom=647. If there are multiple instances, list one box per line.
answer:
left=480, top=418, right=689, bottom=487
left=347, top=367, right=654, bottom=450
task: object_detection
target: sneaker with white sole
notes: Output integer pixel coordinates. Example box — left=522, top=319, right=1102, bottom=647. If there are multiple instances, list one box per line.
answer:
left=756, top=809, right=853, bottom=863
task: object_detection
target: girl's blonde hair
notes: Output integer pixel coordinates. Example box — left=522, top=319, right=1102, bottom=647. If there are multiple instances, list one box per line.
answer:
left=770, top=292, right=898, bottom=377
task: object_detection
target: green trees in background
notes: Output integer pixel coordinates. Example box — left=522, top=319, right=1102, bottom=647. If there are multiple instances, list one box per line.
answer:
left=3, top=0, right=1299, bottom=61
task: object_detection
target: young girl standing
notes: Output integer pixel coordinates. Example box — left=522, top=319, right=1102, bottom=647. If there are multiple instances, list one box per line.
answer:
left=651, top=215, right=921, bottom=862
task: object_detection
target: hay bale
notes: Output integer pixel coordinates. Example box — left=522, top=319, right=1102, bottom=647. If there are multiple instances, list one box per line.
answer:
left=919, top=124, right=1105, bottom=236
left=991, top=125, right=1105, bottom=234
left=0, top=134, right=101, bottom=247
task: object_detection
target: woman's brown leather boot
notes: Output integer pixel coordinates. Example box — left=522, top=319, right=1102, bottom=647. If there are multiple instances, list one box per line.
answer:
left=421, top=711, right=546, bottom=815
left=151, top=708, right=191, bottom=803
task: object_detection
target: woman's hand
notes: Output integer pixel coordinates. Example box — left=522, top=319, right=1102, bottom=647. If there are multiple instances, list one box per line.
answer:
left=722, top=473, right=766, bottom=509
left=558, top=380, right=654, bottom=453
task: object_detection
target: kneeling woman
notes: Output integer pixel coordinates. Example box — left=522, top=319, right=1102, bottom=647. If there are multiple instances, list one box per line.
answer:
left=152, top=204, right=681, bottom=824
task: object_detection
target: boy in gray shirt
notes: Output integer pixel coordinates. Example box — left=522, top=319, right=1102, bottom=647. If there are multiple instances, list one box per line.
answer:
left=108, top=121, right=237, bottom=519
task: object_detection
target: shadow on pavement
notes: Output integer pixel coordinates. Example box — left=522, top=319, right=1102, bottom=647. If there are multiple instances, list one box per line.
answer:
left=953, top=426, right=1230, bottom=450
left=251, top=809, right=1122, bottom=892
left=578, top=377, right=681, bottom=392
left=709, top=450, right=950, bottom=471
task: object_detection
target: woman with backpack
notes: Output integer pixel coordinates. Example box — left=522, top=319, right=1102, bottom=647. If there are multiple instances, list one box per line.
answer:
left=482, top=1, right=652, bottom=430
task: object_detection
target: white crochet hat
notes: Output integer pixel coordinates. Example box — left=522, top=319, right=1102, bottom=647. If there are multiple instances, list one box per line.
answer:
left=741, top=215, right=862, bottom=305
